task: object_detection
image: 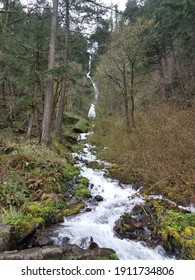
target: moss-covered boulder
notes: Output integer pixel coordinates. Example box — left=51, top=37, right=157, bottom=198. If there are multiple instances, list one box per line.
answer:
left=73, top=119, right=89, bottom=133
left=114, top=199, right=195, bottom=259
left=63, top=112, right=81, bottom=125
left=64, top=202, right=85, bottom=216
left=86, top=161, right=104, bottom=170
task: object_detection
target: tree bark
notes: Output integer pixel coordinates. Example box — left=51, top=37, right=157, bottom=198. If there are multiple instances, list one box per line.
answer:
left=55, top=0, right=69, bottom=142
left=123, top=66, right=130, bottom=132
left=41, top=0, right=58, bottom=146
left=130, top=63, right=136, bottom=129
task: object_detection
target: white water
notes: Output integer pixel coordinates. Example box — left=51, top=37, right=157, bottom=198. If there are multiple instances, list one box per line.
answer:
left=54, top=133, right=171, bottom=260
left=87, top=53, right=99, bottom=118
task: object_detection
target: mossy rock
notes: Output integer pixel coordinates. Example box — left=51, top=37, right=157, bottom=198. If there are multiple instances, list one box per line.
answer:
left=63, top=112, right=81, bottom=125
left=64, top=134, right=78, bottom=145
left=86, top=161, right=104, bottom=170
left=73, top=119, right=89, bottom=133
left=76, top=177, right=89, bottom=187
left=156, top=210, right=195, bottom=259
left=71, top=144, right=84, bottom=153
left=23, top=197, right=64, bottom=225
left=64, top=203, right=85, bottom=216
left=62, top=165, right=80, bottom=181
left=74, top=184, right=91, bottom=199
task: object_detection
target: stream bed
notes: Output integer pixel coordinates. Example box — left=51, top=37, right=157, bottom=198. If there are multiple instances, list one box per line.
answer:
left=53, top=133, right=172, bottom=260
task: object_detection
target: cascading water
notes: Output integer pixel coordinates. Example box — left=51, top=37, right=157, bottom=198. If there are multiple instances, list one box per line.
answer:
left=87, top=53, right=99, bottom=118
left=53, top=133, right=172, bottom=260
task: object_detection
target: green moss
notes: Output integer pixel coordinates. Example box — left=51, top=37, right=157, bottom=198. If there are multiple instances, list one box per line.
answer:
left=71, top=144, right=84, bottom=153
left=3, top=210, right=35, bottom=240
left=32, top=217, right=44, bottom=224
left=63, top=112, right=81, bottom=124
left=73, top=119, right=89, bottom=133
left=109, top=253, right=119, bottom=260
left=64, top=203, right=85, bottom=216
left=157, top=210, right=195, bottom=259
left=62, top=165, right=80, bottom=181
left=74, top=184, right=91, bottom=198
left=23, top=198, right=64, bottom=224
left=86, top=161, right=104, bottom=170
left=77, top=177, right=89, bottom=187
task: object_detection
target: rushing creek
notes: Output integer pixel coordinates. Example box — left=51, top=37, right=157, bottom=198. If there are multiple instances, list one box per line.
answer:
left=53, top=133, right=171, bottom=260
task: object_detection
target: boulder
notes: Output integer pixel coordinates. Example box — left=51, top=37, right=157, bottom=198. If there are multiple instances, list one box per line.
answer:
left=0, top=244, right=116, bottom=260
left=73, top=119, right=89, bottom=133
left=94, top=195, right=104, bottom=202
left=0, top=224, right=15, bottom=252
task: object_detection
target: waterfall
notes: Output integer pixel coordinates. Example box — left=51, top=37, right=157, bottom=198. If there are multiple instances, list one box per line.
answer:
left=87, top=53, right=99, bottom=118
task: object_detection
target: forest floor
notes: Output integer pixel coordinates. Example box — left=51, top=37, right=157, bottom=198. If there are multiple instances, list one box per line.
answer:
left=0, top=114, right=94, bottom=254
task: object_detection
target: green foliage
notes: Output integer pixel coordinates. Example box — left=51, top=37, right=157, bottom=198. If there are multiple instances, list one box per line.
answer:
left=73, top=178, right=91, bottom=198
left=157, top=210, right=195, bottom=259
left=24, top=199, right=63, bottom=222
left=74, top=183, right=91, bottom=198
left=77, top=177, right=89, bottom=187
left=166, top=211, right=195, bottom=232
left=3, top=209, right=35, bottom=240
left=62, top=165, right=80, bottom=181
left=4, top=210, right=32, bottom=228
left=0, top=174, right=30, bottom=209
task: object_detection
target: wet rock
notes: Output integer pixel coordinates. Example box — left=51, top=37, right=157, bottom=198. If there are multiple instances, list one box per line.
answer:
left=79, top=236, right=93, bottom=249
left=0, top=238, right=4, bottom=252
left=86, top=161, right=104, bottom=170
left=0, top=224, right=15, bottom=252
left=0, top=244, right=116, bottom=260
left=94, top=195, right=103, bottom=202
left=62, top=237, right=70, bottom=245
left=89, top=242, right=99, bottom=250
left=113, top=204, right=158, bottom=247
left=41, top=246, right=64, bottom=260
left=85, top=208, right=92, bottom=212
left=33, top=233, right=54, bottom=247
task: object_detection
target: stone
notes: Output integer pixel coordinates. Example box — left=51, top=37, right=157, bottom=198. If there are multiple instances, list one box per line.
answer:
left=73, top=119, right=89, bottom=133
left=0, top=238, right=4, bottom=252
left=0, top=244, right=117, bottom=260
left=41, top=246, right=64, bottom=259
left=0, top=224, right=15, bottom=251
left=33, top=234, right=54, bottom=247
left=22, top=247, right=42, bottom=260
left=94, top=195, right=104, bottom=202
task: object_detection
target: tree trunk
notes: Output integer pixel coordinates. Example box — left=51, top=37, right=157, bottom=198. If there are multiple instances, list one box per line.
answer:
left=130, top=64, right=136, bottom=129
left=0, top=0, right=11, bottom=109
left=41, top=0, right=58, bottom=146
left=123, top=66, right=130, bottom=132
left=55, top=0, right=69, bottom=141
left=158, top=57, right=169, bottom=101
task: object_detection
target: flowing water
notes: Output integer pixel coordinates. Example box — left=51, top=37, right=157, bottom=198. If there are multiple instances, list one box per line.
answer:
left=53, top=133, right=172, bottom=260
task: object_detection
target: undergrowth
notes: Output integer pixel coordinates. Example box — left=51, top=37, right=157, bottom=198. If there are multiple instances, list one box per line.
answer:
left=89, top=103, right=195, bottom=206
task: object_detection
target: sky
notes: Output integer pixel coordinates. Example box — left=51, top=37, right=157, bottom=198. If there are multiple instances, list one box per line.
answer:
left=19, top=0, right=127, bottom=12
